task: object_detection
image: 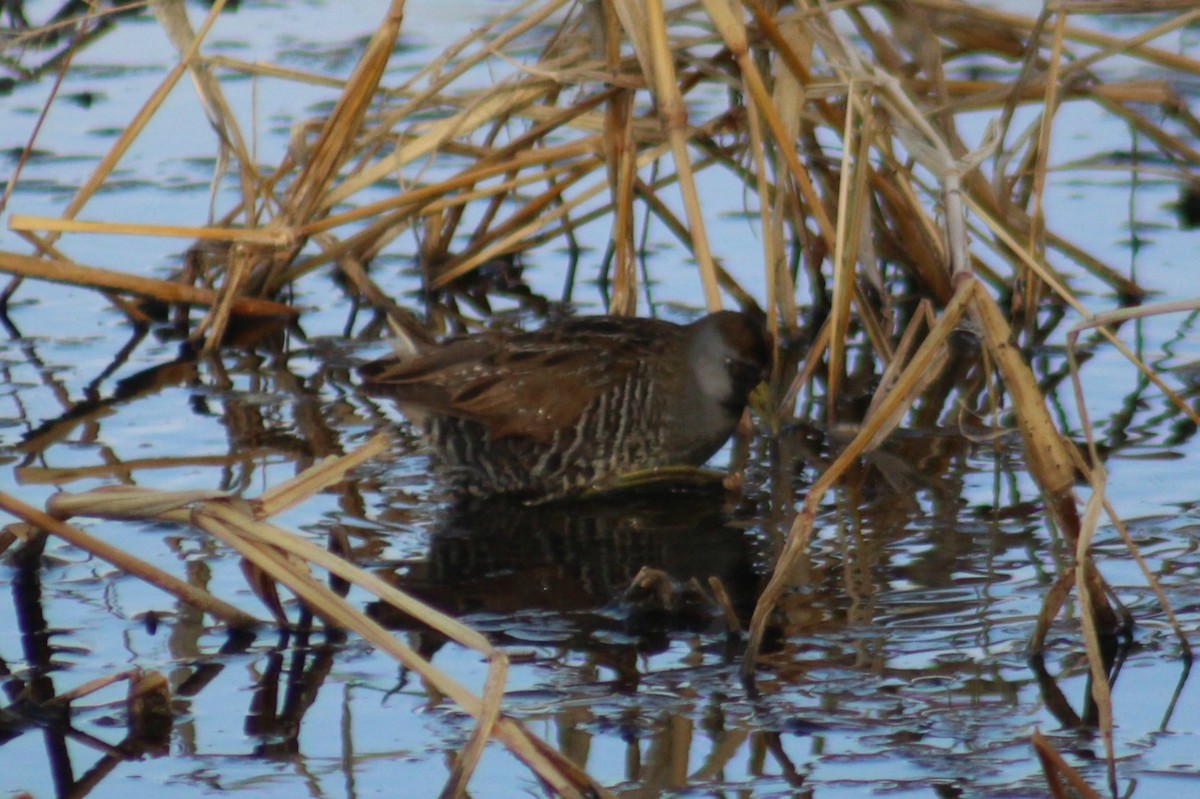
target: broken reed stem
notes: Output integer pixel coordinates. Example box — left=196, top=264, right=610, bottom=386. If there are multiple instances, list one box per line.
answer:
left=53, top=0, right=230, bottom=240
left=640, top=0, right=722, bottom=310
left=0, top=250, right=297, bottom=318
left=1032, top=729, right=1105, bottom=799
left=0, top=490, right=260, bottom=629
left=1067, top=303, right=1196, bottom=655
left=257, top=434, right=390, bottom=517
left=36, top=438, right=609, bottom=799
left=744, top=278, right=977, bottom=677
left=1073, top=478, right=1119, bottom=794
left=9, top=215, right=292, bottom=246
left=965, top=194, right=1200, bottom=429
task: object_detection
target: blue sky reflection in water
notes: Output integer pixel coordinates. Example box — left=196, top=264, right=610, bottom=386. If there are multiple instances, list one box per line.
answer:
left=1, top=1, right=1200, bottom=797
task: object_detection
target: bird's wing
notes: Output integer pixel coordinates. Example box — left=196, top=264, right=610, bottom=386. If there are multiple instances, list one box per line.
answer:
left=361, top=332, right=641, bottom=442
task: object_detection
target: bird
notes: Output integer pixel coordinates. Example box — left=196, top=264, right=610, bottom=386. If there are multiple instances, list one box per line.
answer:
left=358, top=310, right=771, bottom=501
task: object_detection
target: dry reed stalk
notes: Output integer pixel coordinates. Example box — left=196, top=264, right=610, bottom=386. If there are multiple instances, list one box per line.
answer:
left=732, top=15, right=1200, bottom=794
left=190, top=503, right=602, bottom=798
left=200, top=0, right=406, bottom=340
left=256, top=434, right=390, bottom=517
left=8, top=215, right=292, bottom=246
left=13, top=451, right=276, bottom=485
left=757, top=7, right=808, bottom=337
left=43, top=667, right=142, bottom=706
left=153, top=0, right=258, bottom=214
left=0, top=250, right=296, bottom=319
left=629, top=0, right=721, bottom=310
left=40, top=440, right=611, bottom=798
left=593, top=1, right=641, bottom=315
left=781, top=316, right=832, bottom=413
left=0, top=2, right=256, bottom=325
left=826, top=84, right=872, bottom=411
left=326, top=0, right=575, bottom=208
left=426, top=139, right=681, bottom=290
left=738, top=2, right=1190, bottom=725
left=200, top=54, right=347, bottom=88
left=861, top=300, right=944, bottom=448
left=744, top=279, right=977, bottom=677
left=55, top=0, right=230, bottom=237
left=1065, top=301, right=1199, bottom=656
left=870, top=3, right=1129, bottom=672
left=1073, top=473, right=1117, bottom=792
left=1032, top=729, right=1105, bottom=799
left=967, top=287, right=1082, bottom=539
left=0, top=490, right=260, bottom=629
left=908, top=0, right=1200, bottom=73
left=708, top=0, right=838, bottom=247
left=0, top=1, right=146, bottom=53
left=965, top=195, right=1200, bottom=430
left=1022, top=9, right=1067, bottom=329
left=297, top=138, right=605, bottom=236
left=7, top=0, right=1195, bottom=335
left=285, top=1, right=406, bottom=224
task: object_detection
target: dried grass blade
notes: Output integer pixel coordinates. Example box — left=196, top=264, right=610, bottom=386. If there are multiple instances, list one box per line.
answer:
left=703, top=0, right=837, bottom=247
left=256, top=434, right=390, bottom=518
left=1032, top=729, right=1104, bottom=799
left=0, top=250, right=297, bottom=318
left=192, top=503, right=602, bottom=798
left=285, top=0, right=406, bottom=221
left=50, top=0, right=228, bottom=238
left=1074, top=472, right=1117, bottom=794
left=48, top=486, right=231, bottom=521
left=9, top=215, right=293, bottom=246
left=0, top=490, right=259, bottom=629
left=636, top=0, right=721, bottom=309
left=966, top=282, right=1078, bottom=533
left=744, top=279, right=975, bottom=677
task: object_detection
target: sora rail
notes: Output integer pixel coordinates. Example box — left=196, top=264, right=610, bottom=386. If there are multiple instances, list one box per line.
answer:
left=359, top=310, right=771, bottom=500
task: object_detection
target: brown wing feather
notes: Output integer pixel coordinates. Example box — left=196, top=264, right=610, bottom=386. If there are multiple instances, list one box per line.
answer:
left=450, top=351, right=621, bottom=440
left=361, top=318, right=676, bottom=441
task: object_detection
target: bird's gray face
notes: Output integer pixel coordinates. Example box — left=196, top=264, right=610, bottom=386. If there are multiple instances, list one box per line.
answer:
left=687, top=313, right=770, bottom=413
left=691, top=331, right=738, bottom=406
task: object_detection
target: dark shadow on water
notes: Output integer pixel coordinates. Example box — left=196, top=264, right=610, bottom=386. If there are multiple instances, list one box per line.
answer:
left=368, top=487, right=766, bottom=652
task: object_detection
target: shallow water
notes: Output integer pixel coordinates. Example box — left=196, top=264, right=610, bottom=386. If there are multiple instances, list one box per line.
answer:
left=3, top=2, right=1200, bottom=797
